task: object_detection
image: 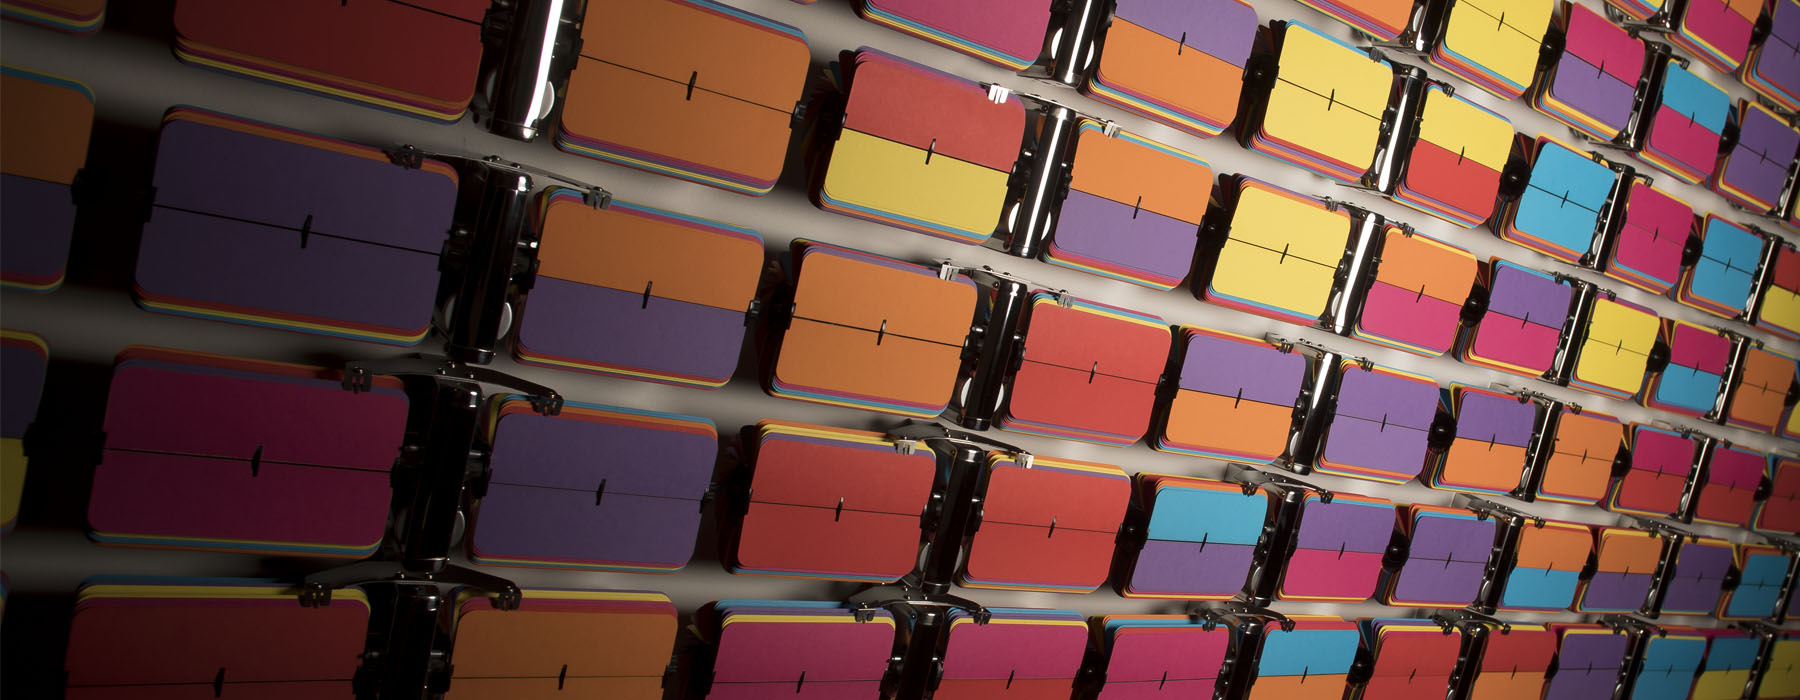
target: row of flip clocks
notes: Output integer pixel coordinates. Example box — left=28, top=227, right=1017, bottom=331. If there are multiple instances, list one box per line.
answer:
left=7, top=0, right=1800, bottom=699
left=6, top=0, right=1800, bottom=245
left=53, top=580, right=1800, bottom=699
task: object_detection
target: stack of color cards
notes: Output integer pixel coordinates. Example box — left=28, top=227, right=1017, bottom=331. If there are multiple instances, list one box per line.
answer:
left=1241, top=616, right=1359, bottom=700
left=136, top=108, right=454, bottom=345
left=1787, top=402, right=1800, bottom=440
left=1460, top=261, right=1575, bottom=379
left=1602, top=181, right=1692, bottom=295
left=1082, top=0, right=1258, bottom=138
left=0, top=331, right=44, bottom=531
left=1627, top=630, right=1704, bottom=700
left=1672, top=0, right=1761, bottom=73
left=1155, top=327, right=1306, bottom=463
left=699, top=600, right=898, bottom=699
left=0, top=67, right=90, bottom=291
left=470, top=399, right=717, bottom=573
left=1660, top=536, right=1734, bottom=615
left=1198, top=178, right=1351, bottom=325
left=1544, top=624, right=1629, bottom=700
left=1353, top=619, right=1461, bottom=700
left=515, top=193, right=764, bottom=388
left=1575, top=526, right=1661, bottom=613
left=64, top=581, right=367, bottom=698
left=1, top=0, right=102, bottom=32
left=1430, top=385, right=1535, bottom=496
left=764, top=240, right=977, bottom=417
left=560, top=0, right=809, bottom=195
left=1758, top=635, right=1800, bottom=698
left=1692, top=631, right=1761, bottom=700
left=959, top=453, right=1129, bottom=593
left=1608, top=424, right=1697, bottom=518
left=1725, top=345, right=1796, bottom=433
left=1754, top=243, right=1800, bottom=339
left=997, top=294, right=1170, bottom=446
left=447, top=589, right=677, bottom=699
left=1640, top=62, right=1730, bottom=184
left=88, top=348, right=407, bottom=557
left=1043, top=120, right=1213, bottom=289
left=1713, top=102, right=1800, bottom=212
left=1243, top=22, right=1392, bottom=183
left=724, top=420, right=936, bottom=582
left=1532, top=407, right=1623, bottom=505
left=815, top=49, right=1023, bottom=244
left=1314, top=362, right=1439, bottom=484
left=1533, top=4, right=1644, bottom=141
left=1742, top=0, right=1800, bottom=111
left=1430, top=0, right=1551, bottom=98
left=1755, top=456, right=1800, bottom=535
left=1296, top=0, right=1415, bottom=40
left=170, top=0, right=483, bottom=121
left=1722, top=545, right=1795, bottom=620
left=1691, top=444, right=1765, bottom=527
left=1464, top=625, right=1555, bottom=697
left=1381, top=504, right=1496, bottom=607
left=1391, top=84, right=1512, bottom=227
left=933, top=608, right=1087, bottom=700
left=1352, top=227, right=1477, bottom=357
left=1608, top=0, right=1665, bottom=21
left=1276, top=491, right=1394, bottom=602
left=1498, top=519, right=1592, bottom=611
left=856, top=0, right=1051, bottom=70
left=1679, top=215, right=1765, bottom=318
left=1117, top=473, right=1267, bottom=599
left=1500, top=138, right=1614, bottom=263
left=1089, top=616, right=1229, bottom=699
left=1644, top=320, right=1731, bottom=417
left=1567, top=295, right=1659, bottom=400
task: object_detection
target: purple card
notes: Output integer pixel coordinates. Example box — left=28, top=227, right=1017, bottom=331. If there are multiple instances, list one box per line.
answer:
left=471, top=402, right=717, bottom=571
left=137, top=112, right=453, bottom=343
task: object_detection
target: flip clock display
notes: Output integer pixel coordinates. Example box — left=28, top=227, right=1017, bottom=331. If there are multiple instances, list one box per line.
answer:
left=469, top=399, right=718, bottom=573
left=723, top=420, right=937, bottom=582
left=16, top=1, right=1800, bottom=699
left=1086, top=615, right=1231, bottom=699
left=0, top=66, right=89, bottom=292
left=0, top=330, right=44, bottom=532
left=561, top=0, right=809, bottom=194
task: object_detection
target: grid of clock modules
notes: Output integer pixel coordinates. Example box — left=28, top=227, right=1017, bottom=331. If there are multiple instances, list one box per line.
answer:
left=4, top=0, right=1800, bottom=698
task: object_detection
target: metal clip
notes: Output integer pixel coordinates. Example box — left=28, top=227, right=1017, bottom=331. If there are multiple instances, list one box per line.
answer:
left=1454, top=494, right=1545, bottom=528
left=1264, top=334, right=1369, bottom=370
left=1189, top=601, right=1296, bottom=632
left=1225, top=463, right=1334, bottom=503
left=883, top=420, right=1034, bottom=469
left=1431, top=609, right=1511, bottom=635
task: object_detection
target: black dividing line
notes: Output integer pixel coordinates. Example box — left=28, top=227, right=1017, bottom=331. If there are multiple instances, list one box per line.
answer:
left=151, top=203, right=440, bottom=257
left=101, top=446, right=386, bottom=475
left=383, top=0, right=483, bottom=25
left=1224, top=235, right=1337, bottom=269
left=789, top=315, right=964, bottom=350
left=486, top=479, right=698, bottom=502
left=1277, top=77, right=1385, bottom=122
left=579, top=56, right=795, bottom=116
left=1018, top=357, right=1158, bottom=386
